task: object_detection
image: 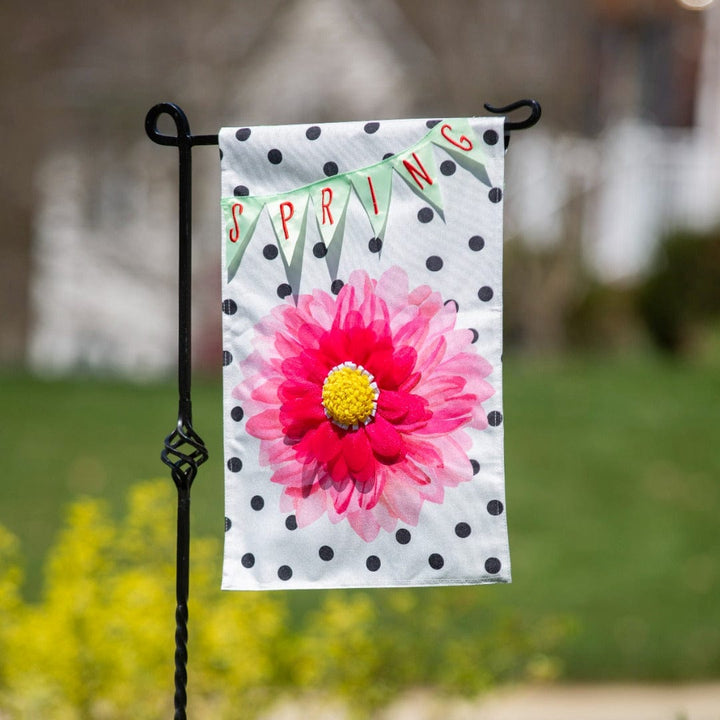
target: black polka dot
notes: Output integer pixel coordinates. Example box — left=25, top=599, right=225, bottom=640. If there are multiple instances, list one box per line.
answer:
left=488, top=410, right=503, bottom=427
left=470, top=459, right=480, bottom=475
left=227, top=457, right=242, bottom=473
left=483, top=129, right=499, bottom=146
left=235, top=128, right=251, bottom=141
left=331, top=279, right=344, bottom=295
left=489, top=187, right=503, bottom=203
left=233, top=185, right=249, bottom=197
left=444, top=299, right=459, bottom=312
left=487, top=500, right=504, bottom=516
left=241, top=552, right=255, bottom=568
left=268, top=148, right=283, bottom=165
left=306, top=125, right=321, bottom=140
left=478, top=286, right=494, bottom=302
left=440, top=160, right=456, bottom=176
left=426, top=119, right=441, bottom=128
left=429, top=553, right=444, bottom=570
left=278, top=565, right=293, bottom=581
left=395, top=528, right=411, bottom=545
left=223, top=350, right=233, bottom=366
left=455, top=522, right=472, bottom=538
left=224, top=517, right=232, bottom=532
left=285, top=515, right=297, bottom=531
left=382, top=152, right=394, bottom=160
left=426, top=255, right=443, bottom=272
left=219, top=149, right=224, bottom=160
left=470, top=328, right=479, bottom=343
left=368, top=237, right=383, bottom=253
left=364, top=121, right=380, bottom=134
left=250, top=495, right=264, bottom=511
left=366, top=555, right=381, bottom=572
left=313, top=242, right=328, bottom=258
left=263, top=244, right=278, bottom=260
left=418, top=207, right=434, bottom=223
left=231, top=406, right=244, bottom=422
left=222, top=299, right=237, bottom=315
left=469, top=235, right=485, bottom=252
left=277, top=283, right=292, bottom=299
left=319, top=545, right=334, bottom=561
left=485, top=557, right=502, bottom=574
left=323, top=161, right=338, bottom=177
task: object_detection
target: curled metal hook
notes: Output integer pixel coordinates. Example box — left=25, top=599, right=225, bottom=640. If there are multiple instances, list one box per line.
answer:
left=145, top=102, right=218, bottom=148
left=484, top=99, right=542, bottom=133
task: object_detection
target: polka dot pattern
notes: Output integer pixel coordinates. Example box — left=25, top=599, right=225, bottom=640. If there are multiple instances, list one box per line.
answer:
left=319, top=545, right=334, bottom=561
left=230, top=406, right=244, bottom=422
left=368, top=237, right=382, bottom=253
left=263, top=244, right=278, bottom=260
left=267, top=148, right=282, bottom=165
left=426, top=255, right=443, bottom=272
left=417, top=207, right=434, bottom=223
left=366, top=555, right=381, bottom=572
left=395, top=528, right=411, bottom=545
left=277, top=283, right=292, bottom=299
left=323, top=161, right=338, bottom=177
left=428, top=553, right=444, bottom=569
left=364, top=121, right=380, bottom=134
left=222, top=299, right=237, bottom=315
left=223, top=350, right=233, bottom=367
left=227, top=457, right=242, bottom=472
left=440, top=160, right=456, bottom=176
left=306, top=126, right=321, bottom=140
left=478, top=286, right=494, bottom=302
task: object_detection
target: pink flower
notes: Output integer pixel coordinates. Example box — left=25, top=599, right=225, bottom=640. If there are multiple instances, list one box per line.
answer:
left=236, top=266, right=495, bottom=541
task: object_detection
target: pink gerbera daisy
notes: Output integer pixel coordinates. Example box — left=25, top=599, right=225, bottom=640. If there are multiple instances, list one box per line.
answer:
left=236, top=265, right=495, bottom=541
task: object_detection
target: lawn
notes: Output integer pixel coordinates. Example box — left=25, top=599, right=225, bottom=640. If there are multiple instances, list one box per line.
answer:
left=1, top=354, right=718, bottom=682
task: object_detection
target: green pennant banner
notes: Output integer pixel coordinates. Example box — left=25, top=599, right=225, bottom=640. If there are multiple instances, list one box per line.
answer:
left=391, top=141, right=444, bottom=215
left=222, top=196, right=265, bottom=281
left=310, top=178, right=351, bottom=249
left=221, top=118, right=493, bottom=273
left=267, top=191, right=309, bottom=265
left=349, top=162, right=393, bottom=239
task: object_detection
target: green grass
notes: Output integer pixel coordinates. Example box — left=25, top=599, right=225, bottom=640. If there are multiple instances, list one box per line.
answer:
left=1, top=354, right=719, bottom=682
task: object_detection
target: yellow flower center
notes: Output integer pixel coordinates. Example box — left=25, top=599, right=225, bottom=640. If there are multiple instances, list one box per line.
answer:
left=321, top=362, right=379, bottom=430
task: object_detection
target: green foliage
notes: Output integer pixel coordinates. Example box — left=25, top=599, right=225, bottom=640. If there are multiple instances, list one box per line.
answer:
left=638, top=227, right=720, bottom=354
left=0, top=480, right=566, bottom=719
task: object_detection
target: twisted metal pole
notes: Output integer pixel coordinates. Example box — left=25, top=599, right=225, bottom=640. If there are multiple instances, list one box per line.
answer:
left=145, top=103, right=216, bottom=719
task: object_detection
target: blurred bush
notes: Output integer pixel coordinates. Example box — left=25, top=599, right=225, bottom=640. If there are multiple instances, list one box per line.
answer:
left=0, top=481, right=568, bottom=719
left=637, top=227, right=720, bottom=355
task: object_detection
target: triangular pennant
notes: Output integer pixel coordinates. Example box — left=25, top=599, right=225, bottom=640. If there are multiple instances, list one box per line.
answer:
left=350, top=163, right=393, bottom=238
left=310, top=179, right=351, bottom=249
left=392, top=142, right=444, bottom=214
left=266, top=191, right=309, bottom=265
left=431, top=118, right=492, bottom=187
left=222, top=196, right=264, bottom=281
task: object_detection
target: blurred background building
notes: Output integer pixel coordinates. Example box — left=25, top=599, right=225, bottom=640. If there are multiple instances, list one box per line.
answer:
left=1, top=0, right=718, bottom=373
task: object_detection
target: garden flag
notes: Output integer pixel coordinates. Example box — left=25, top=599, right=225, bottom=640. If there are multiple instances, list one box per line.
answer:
left=220, top=116, right=509, bottom=590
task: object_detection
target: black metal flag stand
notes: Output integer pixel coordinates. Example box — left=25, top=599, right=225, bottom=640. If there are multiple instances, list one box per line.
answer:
left=144, top=98, right=540, bottom=720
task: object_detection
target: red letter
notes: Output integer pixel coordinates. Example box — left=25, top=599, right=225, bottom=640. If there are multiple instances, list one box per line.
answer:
left=440, top=123, right=473, bottom=151
left=321, top=187, right=333, bottom=225
left=402, top=152, right=433, bottom=190
left=229, top=203, right=243, bottom=243
left=367, top=176, right=379, bottom=215
left=279, top=201, right=294, bottom=240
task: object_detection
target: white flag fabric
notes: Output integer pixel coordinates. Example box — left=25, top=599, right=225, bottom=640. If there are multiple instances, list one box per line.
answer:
left=220, top=116, right=510, bottom=590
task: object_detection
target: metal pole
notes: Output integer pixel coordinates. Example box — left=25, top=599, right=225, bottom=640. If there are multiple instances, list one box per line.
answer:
left=145, top=103, right=214, bottom=720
